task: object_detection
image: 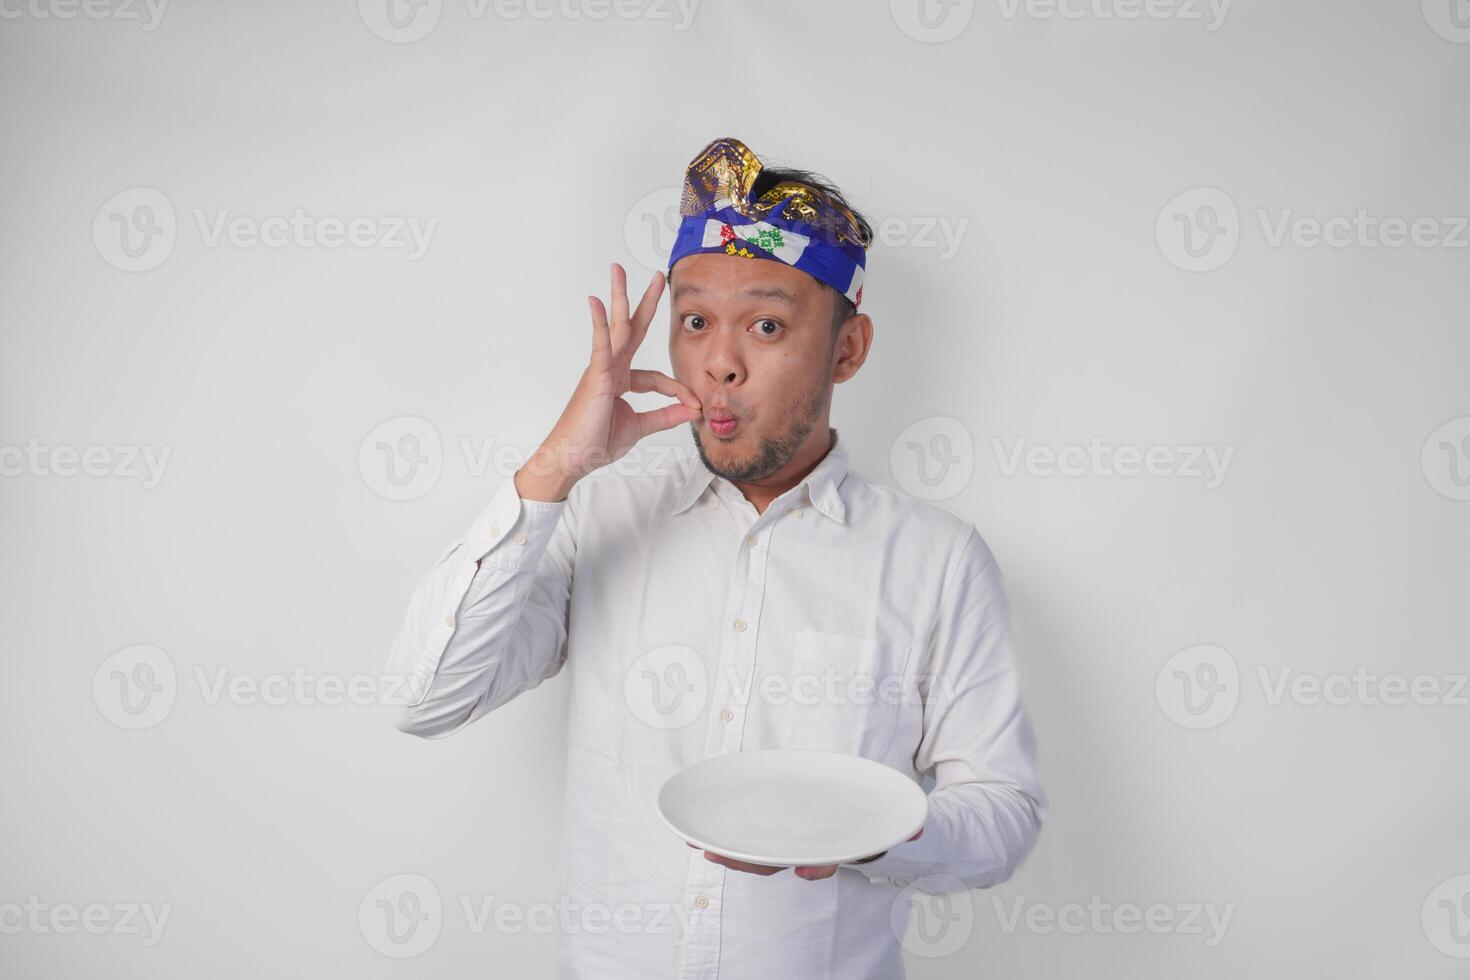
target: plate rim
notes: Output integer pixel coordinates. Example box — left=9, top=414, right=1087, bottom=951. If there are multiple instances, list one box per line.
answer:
left=656, top=748, right=928, bottom=867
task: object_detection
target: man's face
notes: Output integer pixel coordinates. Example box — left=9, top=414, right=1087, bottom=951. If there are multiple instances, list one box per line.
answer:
left=668, top=252, right=840, bottom=483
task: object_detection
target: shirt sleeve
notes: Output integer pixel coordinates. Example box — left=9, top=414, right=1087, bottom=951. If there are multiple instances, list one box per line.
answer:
left=382, top=474, right=578, bottom=739
left=844, top=524, right=1047, bottom=892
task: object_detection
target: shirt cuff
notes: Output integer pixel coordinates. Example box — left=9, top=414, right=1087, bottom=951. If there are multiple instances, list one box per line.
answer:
left=844, top=846, right=910, bottom=881
left=842, top=816, right=929, bottom=883
left=461, top=476, right=569, bottom=571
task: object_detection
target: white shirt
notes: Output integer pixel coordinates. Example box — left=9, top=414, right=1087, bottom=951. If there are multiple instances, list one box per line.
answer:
left=385, top=427, right=1046, bottom=978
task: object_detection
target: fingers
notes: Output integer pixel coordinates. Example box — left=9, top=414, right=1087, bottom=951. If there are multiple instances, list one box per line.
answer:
left=702, top=852, right=784, bottom=876
left=628, top=269, right=665, bottom=347
left=597, top=264, right=664, bottom=359
left=627, top=368, right=701, bottom=438
left=588, top=296, right=611, bottom=358
left=635, top=402, right=701, bottom=439
left=610, top=263, right=630, bottom=351
left=690, top=846, right=838, bottom=881
left=628, top=369, right=701, bottom=410
left=794, top=865, right=839, bottom=880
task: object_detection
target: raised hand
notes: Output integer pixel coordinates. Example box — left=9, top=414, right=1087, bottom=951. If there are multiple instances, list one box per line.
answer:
left=516, top=263, right=702, bottom=502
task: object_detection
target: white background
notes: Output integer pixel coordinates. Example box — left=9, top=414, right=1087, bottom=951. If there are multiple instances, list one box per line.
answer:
left=2, top=0, right=1468, bottom=976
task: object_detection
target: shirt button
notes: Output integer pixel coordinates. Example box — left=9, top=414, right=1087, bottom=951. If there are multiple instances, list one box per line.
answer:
left=793, top=508, right=804, bottom=519
left=711, top=498, right=720, bottom=509
left=442, top=614, right=454, bottom=627
left=746, top=534, right=758, bottom=547
left=720, top=707, right=734, bottom=722
left=694, top=895, right=709, bottom=909
left=733, top=618, right=747, bottom=632
left=489, top=524, right=500, bottom=538
left=513, top=532, right=527, bottom=545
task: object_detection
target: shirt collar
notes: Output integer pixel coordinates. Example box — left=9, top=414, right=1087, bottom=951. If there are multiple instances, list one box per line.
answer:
left=672, top=426, right=849, bottom=524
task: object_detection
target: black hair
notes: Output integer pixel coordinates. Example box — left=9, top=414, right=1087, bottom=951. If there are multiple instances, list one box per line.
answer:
left=749, top=165, right=872, bottom=341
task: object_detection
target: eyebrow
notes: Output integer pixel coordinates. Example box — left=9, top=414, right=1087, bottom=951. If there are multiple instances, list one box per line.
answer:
left=671, top=282, right=800, bottom=308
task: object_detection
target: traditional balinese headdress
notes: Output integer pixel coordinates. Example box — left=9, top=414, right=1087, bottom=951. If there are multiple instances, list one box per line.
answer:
left=666, top=137, right=870, bottom=310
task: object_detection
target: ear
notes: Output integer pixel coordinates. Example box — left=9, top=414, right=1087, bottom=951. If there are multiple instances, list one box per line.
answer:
left=832, top=313, right=873, bottom=384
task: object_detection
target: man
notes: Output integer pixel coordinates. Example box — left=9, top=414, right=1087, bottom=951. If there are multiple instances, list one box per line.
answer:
left=384, top=136, right=1046, bottom=978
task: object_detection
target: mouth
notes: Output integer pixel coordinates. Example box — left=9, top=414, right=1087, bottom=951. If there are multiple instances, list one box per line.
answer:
left=705, top=408, right=739, bottom=438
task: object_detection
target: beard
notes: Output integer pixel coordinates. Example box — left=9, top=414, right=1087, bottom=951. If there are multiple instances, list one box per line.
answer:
left=690, top=379, right=829, bottom=484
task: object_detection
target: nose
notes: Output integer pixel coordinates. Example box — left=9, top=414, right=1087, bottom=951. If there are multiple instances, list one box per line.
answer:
left=703, top=325, right=744, bottom=388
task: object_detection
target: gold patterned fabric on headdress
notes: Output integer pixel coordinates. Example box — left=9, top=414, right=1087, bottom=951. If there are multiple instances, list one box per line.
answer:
left=677, top=137, right=870, bottom=250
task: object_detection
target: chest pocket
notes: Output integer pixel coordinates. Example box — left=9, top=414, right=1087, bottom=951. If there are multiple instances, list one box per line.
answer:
left=778, top=629, right=914, bottom=763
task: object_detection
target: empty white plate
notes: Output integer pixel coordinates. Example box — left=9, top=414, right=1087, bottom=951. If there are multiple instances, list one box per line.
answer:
left=657, top=749, right=928, bottom=867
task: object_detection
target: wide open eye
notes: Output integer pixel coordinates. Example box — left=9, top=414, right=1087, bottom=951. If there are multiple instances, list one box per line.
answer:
left=754, top=319, right=782, bottom=337
left=681, top=313, right=708, bottom=331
